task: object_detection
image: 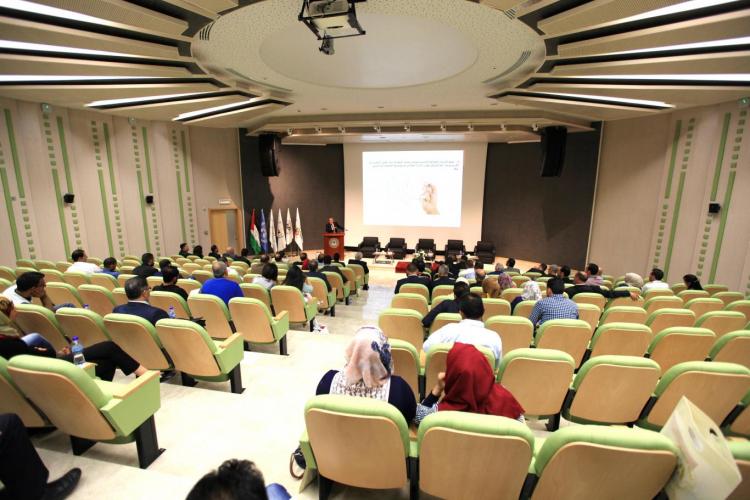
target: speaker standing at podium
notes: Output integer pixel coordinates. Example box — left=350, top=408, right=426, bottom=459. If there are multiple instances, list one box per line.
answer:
left=325, top=217, right=344, bottom=233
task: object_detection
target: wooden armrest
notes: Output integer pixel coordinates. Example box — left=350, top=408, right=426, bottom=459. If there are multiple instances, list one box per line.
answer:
left=110, top=370, right=159, bottom=398
left=82, top=362, right=97, bottom=378
left=274, top=310, right=288, bottom=321
left=219, top=332, right=243, bottom=349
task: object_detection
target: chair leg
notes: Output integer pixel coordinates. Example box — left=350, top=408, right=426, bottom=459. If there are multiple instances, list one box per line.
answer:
left=134, top=416, right=165, bottom=469
left=418, top=375, right=426, bottom=400
left=181, top=372, right=198, bottom=387
left=318, top=474, right=334, bottom=500
left=408, top=457, right=419, bottom=500
left=310, top=320, right=315, bottom=332
left=330, top=305, right=335, bottom=317
left=243, top=340, right=252, bottom=352
left=70, top=436, right=96, bottom=456
left=545, top=413, right=561, bottom=432
left=279, top=335, right=288, bottom=356
left=345, top=296, right=350, bottom=305
left=229, top=365, right=245, bottom=394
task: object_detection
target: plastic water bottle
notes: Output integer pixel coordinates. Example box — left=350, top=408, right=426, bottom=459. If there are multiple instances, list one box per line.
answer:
left=71, top=336, right=85, bottom=368
left=83, top=304, right=90, bottom=310
left=168, top=306, right=176, bottom=319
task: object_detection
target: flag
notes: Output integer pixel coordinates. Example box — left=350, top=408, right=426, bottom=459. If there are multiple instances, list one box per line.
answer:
left=268, top=209, right=277, bottom=252
left=259, top=209, right=268, bottom=253
left=276, top=208, right=286, bottom=250
left=249, top=209, right=261, bottom=254
left=294, top=208, right=304, bottom=251
left=285, top=208, right=293, bottom=251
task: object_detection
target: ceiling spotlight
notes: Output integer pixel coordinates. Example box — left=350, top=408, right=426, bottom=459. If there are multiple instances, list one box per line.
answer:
left=467, top=124, right=474, bottom=132
left=40, top=102, right=52, bottom=114
left=299, top=0, right=366, bottom=56
left=532, top=123, right=539, bottom=132
left=440, top=123, right=447, bottom=132
left=128, top=117, right=136, bottom=126
left=315, top=127, right=322, bottom=134
left=404, top=125, right=411, bottom=132
left=338, top=126, right=346, bottom=133
left=319, top=38, right=334, bottom=55
left=374, top=125, right=381, bottom=133
left=500, top=124, right=507, bottom=132
left=287, top=128, right=294, bottom=135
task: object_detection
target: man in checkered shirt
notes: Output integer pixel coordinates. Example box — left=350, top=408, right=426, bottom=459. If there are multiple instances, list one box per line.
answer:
left=528, top=277, right=579, bottom=327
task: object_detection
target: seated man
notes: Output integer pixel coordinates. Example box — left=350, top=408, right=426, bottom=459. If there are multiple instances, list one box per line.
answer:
left=100, top=257, right=120, bottom=278
left=347, top=252, right=370, bottom=290
left=584, top=262, right=603, bottom=286
left=558, top=265, right=572, bottom=283
left=528, top=277, right=578, bottom=327
left=152, top=265, right=188, bottom=301
left=505, top=257, right=520, bottom=274
left=422, top=293, right=502, bottom=367
left=201, top=261, right=243, bottom=305
left=332, top=253, right=342, bottom=264
left=250, top=254, right=269, bottom=275
left=132, top=253, right=160, bottom=279
left=422, top=281, right=469, bottom=328
left=208, top=245, right=222, bottom=260
left=459, top=260, right=483, bottom=279
left=66, top=248, right=100, bottom=275
left=430, top=264, right=455, bottom=290
left=488, top=263, right=505, bottom=276
left=566, top=272, right=638, bottom=301
left=394, top=263, right=429, bottom=294
left=187, top=459, right=290, bottom=500
left=2, top=271, right=54, bottom=310
left=474, top=268, right=487, bottom=287
left=307, top=259, right=332, bottom=292
left=178, top=242, right=191, bottom=258
left=223, top=247, right=237, bottom=260
left=642, top=267, right=670, bottom=293
left=234, top=248, right=251, bottom=265
left=528, top=263, right=547, bottom=275
left=321, top=255, right=347, bottom=284
left=113, top=276, right=169, bottom=325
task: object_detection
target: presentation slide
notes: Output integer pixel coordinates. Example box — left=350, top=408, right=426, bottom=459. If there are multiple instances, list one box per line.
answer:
left=362, top=150, right=463, bottom=227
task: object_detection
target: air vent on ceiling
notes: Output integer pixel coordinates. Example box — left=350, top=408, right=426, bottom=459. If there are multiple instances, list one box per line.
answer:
left=503, top=8, right=517, bottom=20
left=199, top=22, right=214, bottom=41
left=482, top=50, right=531, bottom=85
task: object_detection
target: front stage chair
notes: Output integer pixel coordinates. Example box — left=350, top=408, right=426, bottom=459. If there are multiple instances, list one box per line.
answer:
left=415, top=238, right=436, bottom=255
left=357, top=237, right=380, bottom=258
left=444, top=240, right=465, bottom=259
left=473, top=241, right=496, bottom=264
left=385, top=238, right=407, bottom=259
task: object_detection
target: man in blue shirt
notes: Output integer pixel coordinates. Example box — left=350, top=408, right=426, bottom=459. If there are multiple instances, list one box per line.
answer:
left=528, top=277, right=578, bottom=327
left=99, top=257, right=120, bottom=278
left=201, top=261, right=243, bottom=305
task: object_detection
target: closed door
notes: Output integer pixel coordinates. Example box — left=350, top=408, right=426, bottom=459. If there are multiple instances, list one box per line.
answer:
left=209, top=209, right=241, bottom=251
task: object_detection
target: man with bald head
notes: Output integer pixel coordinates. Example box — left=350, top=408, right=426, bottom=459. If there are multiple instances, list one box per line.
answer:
left=200, top=261, right=243, bottom=305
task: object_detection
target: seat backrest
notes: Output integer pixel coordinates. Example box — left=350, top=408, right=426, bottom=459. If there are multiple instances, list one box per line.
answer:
left=715, top=292, right=746, bottom=307
left=573, top=293, right=606, bottom=310
left=678, top=289, right=710, bottom=304
left=41, top=269, right=64, bottom=283
left=496, top=348, right=575, bottom=416
left=229, top=297, right=276, bottom=343
left=730, top=392, right=750, bottom=438
left=78, top=284, right=116, bottom=316
left=34, top=259, right=57, bottom=270
left=182, top=263, right=201, bottom=273
left=589, top=323, right=652, bottom=358
left=646, top=308, right=696, bottom=335
left=532, top=425, right=678, bottom=500
left=149, top=291, right=191, bottom=318
left=648, top=326, right=716, bottom=373
left=146, top=276, right=163, bottom=288
left=0, top=277, right=11, bottom=292
left=695, top=311, right=747, bottom=338
left=270, top=285, right=309, bottom=323
left=192, top=270, right=213, bottom=284
left=512, top=300, right=537, bottom=319
left=46, top=282, right=83, bottom=307
left=340, top=268, right=357, bottom=289
left=361, top=236, right=379, bottom=246
left=445, top=239, right=463, bottom=249
left=425, top=343, right=495, bottom=392
left=419, top=411, right=533, bottom=500
left=324, top=271, right=348, bottom=300
left=644, top=288, right=675, bottom=299
left=704, top=284, right=729, bottom=295
left=511, top=276, right=530, bottom=288
left=90, top=273, right=118, bottom=291
left=389, top=339, right=419, bottom=400
left=431, top=285, right=454, bottom=301
left=429, top=312, right=461, bottom=335
left=240, top=283, right=272, bottom=308
left=729, top=440, right=750, bottom=500
left=388, top=237, right=406, bottom=247
left=535, top=319, right=593, bottom=367
left=16, top=258, right=37, bottom=269
left=607, top=294, right=645, bottom=309
left=600, top=305, right=648, bottom=325
left=348, top=264, right=365, bottom=281
left=305, top=395, right=409, bottom=489
left=187, top=293, right=233, bottom=338
left=56, top=308, right=110, bottom=346
left=685, top=297, right=725, bottom=318
left=378, top=308, right=425, bottom=351
left=643, top=295, right=683, bottom=314
left=155, top=319, right=220, bottom=377
left=576, top=303, right=601, bottom=331
left=14, top=303, right=69, bottom=351
left=112, top=287, right=128, bottom=306
left=8, top=355, right=116, bottom=440
left=501, top=287, right=523, bottom=302
left=117, top=273, right=136, bottom=288
left=390, top=293, right=428, bottom=317
left=177, top=278, right=201, bottom=294
left=306, top=277, right=333, bottom=310
left=474, top=241, right=495, bottom=252
left=568, top=355, right=660, bottom=424
left=482, top=298, right=511, bottom=321
left=0, top=266, right=16, bottom=282
left=103, top=313, right=171, bottom=370
left=400, top=283, right=430, bottom=303
left=430, top=295, right=453, bottom=310
left=0, top=357, right=47, bottom=427
left=710, top=331, right=750, bottom=369
left=485, top=316, right=533, bottom=353
left=62, top=271, right=90, bottom=288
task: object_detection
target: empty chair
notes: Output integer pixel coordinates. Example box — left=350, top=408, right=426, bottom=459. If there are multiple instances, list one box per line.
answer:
left=418, top=412, right=533, bottom=500
left=643, top=295, right=683, bottom=314
left=678, top=289, right=710, bottom=304
left=704, top=284, right=729, bottom=295
left=0, top=266, right=15, bottom=282
left=117, top=273, right=136, bottom=288
left=385, top=237, right=408, bottom=259
left=302, top=395, right=412, bottom=499
left=496, top=348, right=575, bottom=419
left=685, top=297, right=724, bottom=318
left=511, top=276, right=529, bottom=288
left=62, top=271, right=90, bottom=288
left=528, top=425, right=678, bottom=500
left=645, top=308, right=696, bottom=335
left=340, top=267, right=358, bottom=295
left=16, top=258, right=36, bottom=269
left=0, top=357, right=47, bottom=428
left=56, top=308, right=110, bottom=346
left=41, top=269, right=64, bottom=283
left=389, top=339, right=420, bottom=400
left=415, top=238, right=436, bottom=255
left=710, top=331, right=750, bottom=369
left=696, top=311, right=747, bottom=338
left=239, top=283, right=273, bottom=310
left=13, top=303, right=69, bottom=351
left=715, top=292, right=746, bottom=307
left=112, top=287, right=127, bottom=306
left=647, top=326, right=715, bottom=374
left=7, top=355, right=162, bottom=468
left=34, top=259, right=56, bottom=271
left=103, top=314, right=172, bottom=371
left=643, top=288, right=675, bottom=299
left=428, top=312, right=461, bottom=335
left=431, top=284, right=453, bottom=301
left=400, top=283, right=430, bottom=303
left=270, top=285, right=317, bottom=331
left=600, top=305, right=647, bottom=325
left=324, top=271, right=350, bottom=305
left=357, top=236, right=380, bottom=258
left=177, top=278, right=201, bottom=294
left=90, top=273, right=119, bottom=291
left=156, top=319, right=244, bottom=393
left=640, top=361, right=750, bottom=430
left=391, top=293, right=428, bottom=317
left=512, top=300, right=536, bottom=319
left=229, top=297, right=289, bottom=355
left=481, top=297, right=509, bottom=320
left=576, top=303, right=601, bottom=331
left=443, top=239, right=465, bottom=259
left=473, top=241, right=496, bottom=264
left=728, top=440, right=750, bottom=500
left=146, top=276, right=162, bottom=288
left=534, top=319, right=593, bottom=368
left=55, top=261, right=71, bottom=273
left=607, top=294, right=644, bottom=309
left=78, top=284, right=117, bottom=316
left=46, top=282, right=83, bottom=307
left=572, top=293, right=606, bottom=310
left=563, top=355, right=661, bottom=426
left=0, top=278, right=11, bottom=291
left=501, top=287, right=523, bottom=303
left=670, top=283, right=687, bottom=293
left=379, top=308, right=425, bottom=351
left=192, top=270, right=213, bottom=284
left=588, top=322, right=652, bottom=359
left=182, top=263, right=201, bottom=274
left=86, top=257, right=103, bottom=266
left=485, top=316, right=533, bottom=354
left=149, top=291, right=191, bottom=319
left=188, top=293, right=234, bottom=339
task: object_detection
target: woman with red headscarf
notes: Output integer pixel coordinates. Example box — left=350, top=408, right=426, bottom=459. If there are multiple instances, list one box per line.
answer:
left=414, top=342, right=524, bottom=425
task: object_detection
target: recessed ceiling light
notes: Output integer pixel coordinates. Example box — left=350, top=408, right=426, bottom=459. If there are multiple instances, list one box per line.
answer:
left=174, top=98, right=261, bottom=120
left=86, top=92, right=208, bottom=107
left=0, top=40, right=135, bottom=58
left=3, top=0, right=115, bottom=26
left=620, top=0, right=738, bottom=24
left=549, top=74, right=750, bottom=82
left=0, top=75, right=160, bottom=82
left=532, top=91, right=674, bottom=108
left=608, top=36, right=750, bottom=56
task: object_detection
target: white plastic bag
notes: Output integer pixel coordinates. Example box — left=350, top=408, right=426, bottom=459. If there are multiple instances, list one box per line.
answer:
left=661, top=396, right=741, bottom=500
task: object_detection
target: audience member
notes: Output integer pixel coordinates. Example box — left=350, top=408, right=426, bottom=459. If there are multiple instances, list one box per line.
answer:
left=332, top=252, right=341, bottom=264
left=187, top=459, right=290, bottom=500
left=414, top=343, right=524, bottom=425
left=153, top=265, right=188, bottom=301
left=274, top=252, right=286, bottom=264
left=498, top=273, right=514, bottom=291
left=461, top=260, right=483, bottom=280
left=192, top=245, right=204, bottom=259
left=547, top=264, right=560, bottom=278
left=0, top=413, right=82, bottom=500
left=488, top=263, right=505, bottom=276
left=642, top=268, right=669, bottom=293
left=321, top=255, right=348, bottom=284
left=158, top=259, right=171, bottom=272
left=412, top=257, right=426, bottom=273
left=584, top=263, right=603, bottom=286
left=422, top=293, right=502, bottom=365
left=430, top=265, right=455, bottom=290
left=622, top=272, right=644, bottom=289
left=283, top=266, right=323, bottom=332
left=474, top=268, right=487, bottom=287
left=528, top=263, right=547, bottom=275
left=252, top=263, right=278, bottom=290
left=208, top=245, right=221, bottom=260
left=234, top=248, right=251, bottom=265
left=558, top=265, right=572, bottom=283
left=315, top=327, right=416, bottom=422
left=113, top=277, right=169, bottom=325
left=422, top=281, right=470, bottom=328
left=482, top=276, right=501, bottom=298
left=200, top=262, right=243, bottom=305
left=132, top=253, right=159, bottom=279
left=100, top=257, right=120, bottom=278
left=684, top=273, right=703, bottom=291
left=394, top=263, right=429, bottom=293
left=2, top=271, right=54, bottom=310
left=348, top=252, right=370, bottom=290
left=505, top=258, right=520, bottom=274
left=528, top=277, right=578, bottom=327
left=511, top=280, right=542, bottom=312
left=250, top=254, right=269, bottom=274
left=294, top=252, right=309, bottom=270
left=306, top=260, right=332, bottom=292
left=223, top=247, right=237, bottom=260
left=179, top=243, right=191, bottom=258
left=446, top=255, right=460, bottom=276
left=66, top=248, right=100, bottom=275
left=567, top=272, right=638, bottom=300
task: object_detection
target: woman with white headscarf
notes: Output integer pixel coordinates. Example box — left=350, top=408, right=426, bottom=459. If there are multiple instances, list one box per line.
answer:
left=510, top=280, right=542, bottom=313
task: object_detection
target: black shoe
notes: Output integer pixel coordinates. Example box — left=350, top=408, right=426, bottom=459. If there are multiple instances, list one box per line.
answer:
left=42, top=468, right=81, bottom=500
left=160, top=370, right=177, bottom=382
left=363, top=284, right=369, bottom=290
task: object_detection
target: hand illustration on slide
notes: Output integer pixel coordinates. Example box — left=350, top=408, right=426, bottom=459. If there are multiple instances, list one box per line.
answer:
left=421, top=183, right=439, bottom=215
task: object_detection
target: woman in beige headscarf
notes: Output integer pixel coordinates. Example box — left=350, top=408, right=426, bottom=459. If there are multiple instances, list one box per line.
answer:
left=314, top=326, right=416, bottom=422
left=622, top=272, right=644, bottom=289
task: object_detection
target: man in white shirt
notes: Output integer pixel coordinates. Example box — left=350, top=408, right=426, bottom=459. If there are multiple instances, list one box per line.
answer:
left=422, top=293, right=502, bottom=367
left=642, top=268, right=670, bottom=293
left=66, top=249, right=100, bottom=275
left=1, top=271, right=54, bottom=310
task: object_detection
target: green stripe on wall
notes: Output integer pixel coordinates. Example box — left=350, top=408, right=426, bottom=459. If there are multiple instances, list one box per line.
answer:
left=141, top=127, right=153, bottom=193
left=97, top=170, right=115, bottom=256
left=664, top=120, right=682, bottom=199
left=710, top=112, right=731, bottom=200
left=664, top=171, right=687, bottom=276
left=180, top=130, right=190, bottom=192
left=56, top=116, right=73, bottom=193
left=4, top=109, right=24, bottom=198
left=709, top=170, right=736, bottom=282
left=0, top=168, right=21, bottom=258
left=136, top=170, right=151, bottom=252
left=51, top=169, right=71, bottom=256
left=103, top=123, right=117, bottom=195
left=175, top=170, right=187, bottom=242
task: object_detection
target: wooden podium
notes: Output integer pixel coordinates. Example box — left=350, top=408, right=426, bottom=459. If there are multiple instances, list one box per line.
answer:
left=323, top=232, right=344, bottom=257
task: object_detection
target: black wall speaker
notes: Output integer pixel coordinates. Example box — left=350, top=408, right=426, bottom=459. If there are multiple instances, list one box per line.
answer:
left=540, top=126, right=568, bottom=177
left=63, top=193, right=75, bottom=204
left=145, top=195, right=154, bottom=204
left=708, top=202, right=721, bottom=214
left=259, top=134, right=281, bottom=176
